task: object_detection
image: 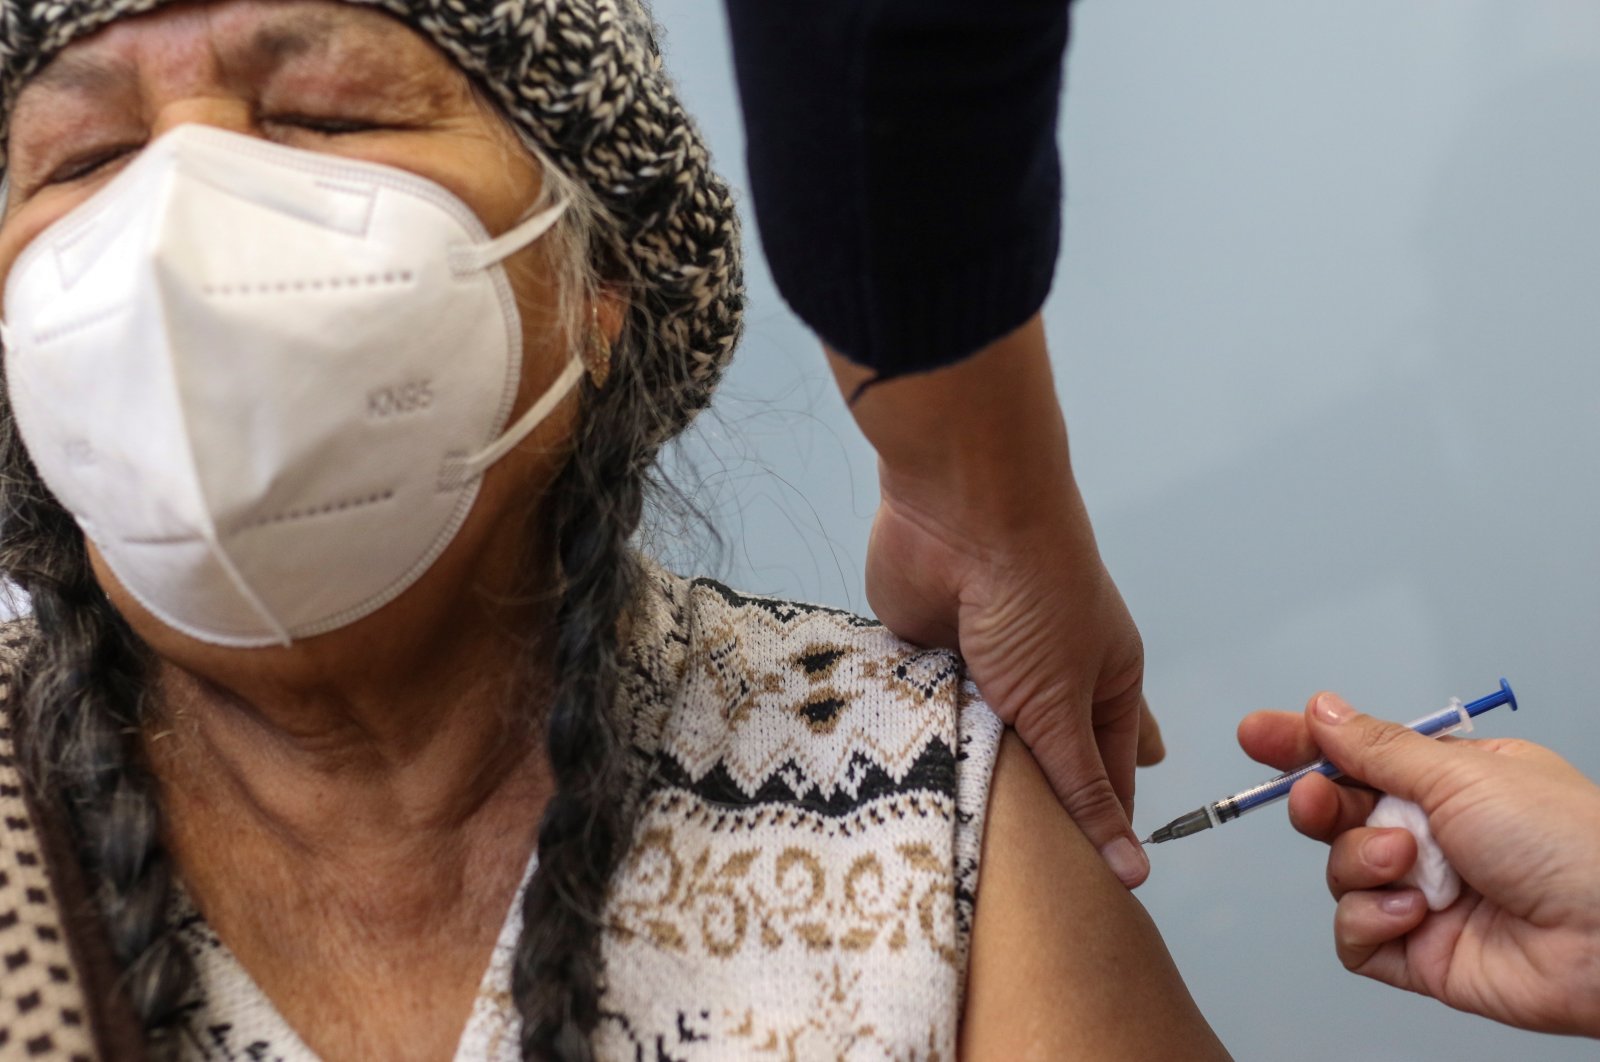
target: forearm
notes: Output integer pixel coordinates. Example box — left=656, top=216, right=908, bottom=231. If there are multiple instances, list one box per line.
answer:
left=828, top=314, right=1092, bottom=548
left=834, top=307, right=1153, bottom=889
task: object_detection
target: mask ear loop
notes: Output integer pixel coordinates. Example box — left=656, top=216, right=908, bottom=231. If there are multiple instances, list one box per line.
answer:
left=448, top=202, right=568, bottom=276
left=439, top=198, right=580, bottom=490
left=440, top=356, right=585, bottom=490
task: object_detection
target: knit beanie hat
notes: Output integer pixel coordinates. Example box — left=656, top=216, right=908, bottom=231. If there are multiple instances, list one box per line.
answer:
left=0, top=0, right=744, bottom=444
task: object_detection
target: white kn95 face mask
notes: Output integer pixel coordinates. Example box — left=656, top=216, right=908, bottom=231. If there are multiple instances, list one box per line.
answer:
left=1, top=124, right=583, bottom=648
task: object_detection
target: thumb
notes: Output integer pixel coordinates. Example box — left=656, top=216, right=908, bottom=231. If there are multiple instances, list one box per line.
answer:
left=1306, top=692, right=1468, bottom=812
left=1014, top=709, right=1148, bottom=889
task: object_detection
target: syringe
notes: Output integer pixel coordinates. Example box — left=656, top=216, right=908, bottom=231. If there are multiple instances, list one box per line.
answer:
left=1143, top=679, right=1518, bottom=845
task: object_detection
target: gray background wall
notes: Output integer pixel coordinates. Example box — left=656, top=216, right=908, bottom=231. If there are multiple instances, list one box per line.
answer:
left=652, top=2, right=1600, bottom=1059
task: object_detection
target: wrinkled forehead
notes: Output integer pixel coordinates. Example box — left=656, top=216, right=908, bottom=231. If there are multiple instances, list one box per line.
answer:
left=0, top=0, right=441, bottom=174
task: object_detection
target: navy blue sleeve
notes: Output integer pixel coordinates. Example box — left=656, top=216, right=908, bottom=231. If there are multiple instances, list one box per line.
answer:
left=722, top=0, right=1072, bottom=378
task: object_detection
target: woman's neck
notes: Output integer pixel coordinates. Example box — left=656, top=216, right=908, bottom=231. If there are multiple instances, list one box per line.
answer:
left=144, top=596, right=558, bottom=1059
left=149, top=624, right=551, bottom=863
left=131, top=502, right=563, bottom=865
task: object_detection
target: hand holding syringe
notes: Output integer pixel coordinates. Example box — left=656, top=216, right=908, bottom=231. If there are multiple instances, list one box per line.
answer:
left=1143, top=680, right=1517, bottom=845
left=1233, top=687, right=1600, bottom=1040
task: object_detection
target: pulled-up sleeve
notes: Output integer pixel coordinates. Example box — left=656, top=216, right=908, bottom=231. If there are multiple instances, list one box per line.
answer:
left=723, top=0, right=1073, bottom=379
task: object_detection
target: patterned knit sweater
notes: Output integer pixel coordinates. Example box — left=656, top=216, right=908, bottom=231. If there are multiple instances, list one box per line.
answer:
left=0, top=565, right=1004, bottom=1060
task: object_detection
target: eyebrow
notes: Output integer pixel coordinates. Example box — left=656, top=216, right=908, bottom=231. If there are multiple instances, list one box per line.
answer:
left=21, top=9, right=382, bottom=103
left=21, top=52, right=137, bottom=101
left=249, top=12, right=345, bottom=63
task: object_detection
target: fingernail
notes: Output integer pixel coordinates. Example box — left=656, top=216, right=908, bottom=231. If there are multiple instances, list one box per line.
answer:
left=1380, top=891, right=1420, bottom=916
left=1314, top=693, right=1353, bottom=725
left=1363, top=833, right=1400, bottom=869
left=1101, top=837, right=1150, bottom=887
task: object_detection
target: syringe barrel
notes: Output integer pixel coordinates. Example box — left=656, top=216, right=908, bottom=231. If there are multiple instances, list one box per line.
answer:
left=1407, top=697, right=1469, bottom=739
left=1225, top=698, right=1468, bottom=818
left=1224, top=758, right=1342, bottom=817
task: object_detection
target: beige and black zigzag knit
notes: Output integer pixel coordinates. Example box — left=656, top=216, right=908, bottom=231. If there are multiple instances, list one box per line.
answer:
left=592, top=569, right=1002, bottom=1060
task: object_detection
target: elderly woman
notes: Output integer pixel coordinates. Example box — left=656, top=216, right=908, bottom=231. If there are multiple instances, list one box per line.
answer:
left=0, top=1, right=1227, bottom=1059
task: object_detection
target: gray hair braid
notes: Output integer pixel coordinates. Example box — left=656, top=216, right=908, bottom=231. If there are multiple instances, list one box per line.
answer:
left=514, top=366, right=647, bottom=1061
left=503, top=122, right=663, bottom=1062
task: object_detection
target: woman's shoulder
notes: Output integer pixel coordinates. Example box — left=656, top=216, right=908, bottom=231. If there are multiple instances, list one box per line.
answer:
left=628, top=566, right=1002, bottom=820
left=599, top=567, right=1003, bottom=1057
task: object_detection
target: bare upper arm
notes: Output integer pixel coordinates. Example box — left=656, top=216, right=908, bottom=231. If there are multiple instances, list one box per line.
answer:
left=960, top=732, right=1231, bottom=1061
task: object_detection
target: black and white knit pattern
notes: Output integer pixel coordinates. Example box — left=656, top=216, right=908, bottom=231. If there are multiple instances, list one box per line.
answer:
left=0, top=0, right=744, bottom=442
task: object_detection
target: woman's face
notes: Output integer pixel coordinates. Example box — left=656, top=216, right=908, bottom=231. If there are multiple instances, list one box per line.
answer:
left=0, top=0, right=585, bottom=672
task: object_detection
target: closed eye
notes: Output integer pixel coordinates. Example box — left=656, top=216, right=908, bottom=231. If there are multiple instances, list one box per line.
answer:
left=265, top=115, right=385, bottom=136
left=32, top=117, right=381, bottom=190
left=44, top=143, right=142, bottom=187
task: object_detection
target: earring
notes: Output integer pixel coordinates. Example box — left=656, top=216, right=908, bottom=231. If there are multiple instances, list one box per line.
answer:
left=583, top=304, right=612, bottom=389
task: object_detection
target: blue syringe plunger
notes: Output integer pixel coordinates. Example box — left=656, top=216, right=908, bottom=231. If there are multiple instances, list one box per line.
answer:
left=1464, top=678, right=1517, bottom=717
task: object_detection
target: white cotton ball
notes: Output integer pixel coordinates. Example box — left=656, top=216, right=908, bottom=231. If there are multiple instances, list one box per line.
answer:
left=1366, top=794, right=1460, bottom=912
